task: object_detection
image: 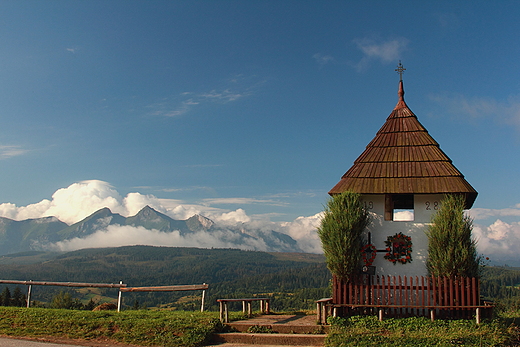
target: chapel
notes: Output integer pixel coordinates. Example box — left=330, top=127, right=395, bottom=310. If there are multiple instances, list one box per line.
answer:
left=329, top=62, right=477, bottom=277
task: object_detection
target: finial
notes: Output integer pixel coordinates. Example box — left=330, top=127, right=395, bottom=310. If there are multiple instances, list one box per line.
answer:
left=394, top=61, right=405, bottom=108
left=395, top=60, right=406, bottom=81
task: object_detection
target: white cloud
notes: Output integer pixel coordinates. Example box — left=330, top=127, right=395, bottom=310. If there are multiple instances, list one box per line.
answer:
left=429, top=93, right=520, bottom=130
left=214, top=208, right=251, bottom=224
left=469, top=206, right=520, bottom=220
left=393, top=210, right=415, bottom=221
left=0, top=145, right=29, bottom=159
left=10, top=180, right=520, bottom=260
left=47, top=225, right=271, bottom=253
left=202, top=197, right=287, bottom=207
left=313, top=53, right=335, bottom=66
left=157, top=198, right=226, bottom=220
left=281, top=213, right=322, bottom=253
left=0, top=180, right=164, bottom=224
left=148, top=74, right=263, bottom=118
left=473, top=219, right=520, bottom=256
left=123, top=192, right=164, bottom=217
left=200, top=89, right=245, bottom=102
left=353, top=37, right=409, bottom=70
left=435, top=12, right=461, bottom=31
left=0, top=180, right=323, bottom=253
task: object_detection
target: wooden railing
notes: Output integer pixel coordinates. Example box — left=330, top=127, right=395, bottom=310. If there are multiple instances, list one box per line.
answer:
left=0, top=279, right=208, bottom=312
left=331, top=275, right=493, bottom=322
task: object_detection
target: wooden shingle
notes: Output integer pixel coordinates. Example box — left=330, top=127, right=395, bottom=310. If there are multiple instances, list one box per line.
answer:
left=329, top=80, right=477, bottom=208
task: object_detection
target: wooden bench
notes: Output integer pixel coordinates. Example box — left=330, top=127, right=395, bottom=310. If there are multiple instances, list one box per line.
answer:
left=316, top=298, right=333, bottom=325
left=327, top=303, right=494, bottom=324
left=217, top=298, right=270, bottom=323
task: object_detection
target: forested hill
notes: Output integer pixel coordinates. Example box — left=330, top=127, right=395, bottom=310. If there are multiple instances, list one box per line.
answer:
left=0, top=246, right=326, bottom=284
left=0, top=246, right=519, bottom=311
left=0, top=246, right=331, bottom=310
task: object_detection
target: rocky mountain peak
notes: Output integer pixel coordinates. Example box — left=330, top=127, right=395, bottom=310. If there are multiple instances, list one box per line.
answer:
left=185, top=214, right=214, bottom=232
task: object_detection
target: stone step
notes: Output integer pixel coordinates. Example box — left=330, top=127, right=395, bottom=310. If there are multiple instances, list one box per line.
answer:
left=225, top=314, right=327, bottom=334
left=226, top=322, right=328, bottom=334
left=211, top=333, right=325, bottom=346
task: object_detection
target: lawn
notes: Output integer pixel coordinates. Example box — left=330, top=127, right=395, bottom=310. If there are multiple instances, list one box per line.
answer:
left=0, top=307, right=236, bottom=347
left=326, top=314, right=520, bottom=346
left=0, top=306, right=519, bottom=346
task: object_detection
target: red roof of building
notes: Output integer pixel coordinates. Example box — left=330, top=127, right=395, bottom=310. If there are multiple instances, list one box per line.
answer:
left=328, top=79, right=477, bottom=208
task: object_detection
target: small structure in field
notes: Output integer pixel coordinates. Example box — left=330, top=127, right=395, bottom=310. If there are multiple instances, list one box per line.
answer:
left=329, top=62, right=477, bottom=278
left=324, top=63, right=488, bottom=321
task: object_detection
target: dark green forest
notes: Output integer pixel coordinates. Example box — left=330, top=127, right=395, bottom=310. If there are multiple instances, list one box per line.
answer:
left=481, top=266, right=520, bottom=310
left=0, top=246, right=518, bottom=312
left=0, top=246, right=330, bottom=311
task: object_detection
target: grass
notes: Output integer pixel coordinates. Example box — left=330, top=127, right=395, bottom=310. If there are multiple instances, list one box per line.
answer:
left=0, top=307, right=244, bottom=347
left=1, top=306, right=519, bottom=346
left=326, top=315, right=519, bottom=346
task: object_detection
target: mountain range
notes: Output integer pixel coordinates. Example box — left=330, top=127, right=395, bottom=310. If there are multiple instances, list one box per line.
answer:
left=0, top=206, right=301, bottom=255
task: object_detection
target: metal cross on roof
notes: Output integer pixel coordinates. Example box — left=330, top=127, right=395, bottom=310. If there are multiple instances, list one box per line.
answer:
left=395, top=61, right=406, bottom=81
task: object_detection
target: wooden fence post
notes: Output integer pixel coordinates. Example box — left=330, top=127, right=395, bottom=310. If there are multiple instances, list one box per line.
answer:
left=224, top=302, right=229, bottom=323
left=200, top=283, right=206, bottom=312
left=26, top=281, right=32, bottom=308
left=219, top=301, right=224, bottom=322
left=117, top=281, right=123, bottom=312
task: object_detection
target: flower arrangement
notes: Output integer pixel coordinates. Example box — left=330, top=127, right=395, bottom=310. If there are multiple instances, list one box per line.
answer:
left=361, top=243, right=377, bottom=266
left=384, top=232, right=412, bottom=265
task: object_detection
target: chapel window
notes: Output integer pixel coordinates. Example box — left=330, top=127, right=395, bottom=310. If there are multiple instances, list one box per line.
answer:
left=385, top=194, right=414, bottom=221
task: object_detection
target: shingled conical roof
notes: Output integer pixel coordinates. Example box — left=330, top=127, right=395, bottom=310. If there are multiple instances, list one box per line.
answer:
left=329, top=75, right=477, bottom=208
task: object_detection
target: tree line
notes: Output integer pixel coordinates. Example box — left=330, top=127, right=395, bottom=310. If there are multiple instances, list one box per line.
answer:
left=1, top=245, right=519, bottom=312
left=0, top=286, right=26, bottom=307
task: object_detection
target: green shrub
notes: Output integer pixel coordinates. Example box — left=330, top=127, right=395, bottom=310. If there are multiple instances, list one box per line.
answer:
left=426, top=194, right=480, bottom=278
left=317, top=191, right=369, bottom=282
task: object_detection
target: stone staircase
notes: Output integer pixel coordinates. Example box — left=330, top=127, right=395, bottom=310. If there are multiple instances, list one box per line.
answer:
left=209, top=315, right=328, bottom=346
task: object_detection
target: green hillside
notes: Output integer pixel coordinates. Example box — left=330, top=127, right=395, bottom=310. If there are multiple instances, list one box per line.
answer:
left=2, top=245, right=518, bottom=313
left=0, top=217, right=68, bottom=254
left=0, top=246, right=330, bottom=311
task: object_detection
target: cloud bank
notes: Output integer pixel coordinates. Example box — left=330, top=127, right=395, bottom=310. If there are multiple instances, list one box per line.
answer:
left=0, top=180, right=164, bottom=225
left=1, top=180, right=519, bottom=264
left=0, top=180, right=322, bottom=254
left=47, top=225, right=284, bottom=254
left=473, top=220, right=520, bottom=259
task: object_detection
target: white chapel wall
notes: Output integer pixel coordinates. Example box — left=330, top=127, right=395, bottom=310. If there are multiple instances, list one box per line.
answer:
left=361, top=194, right=444, bottom=278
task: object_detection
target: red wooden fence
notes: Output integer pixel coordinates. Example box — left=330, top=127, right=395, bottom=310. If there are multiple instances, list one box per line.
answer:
left=333, top=275, right=489, bottom=319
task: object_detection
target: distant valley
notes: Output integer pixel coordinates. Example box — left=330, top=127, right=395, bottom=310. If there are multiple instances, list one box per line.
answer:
left=0, top=245, right=330, bottom=311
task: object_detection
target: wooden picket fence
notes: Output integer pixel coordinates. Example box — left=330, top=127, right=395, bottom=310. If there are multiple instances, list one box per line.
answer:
left=332, top=275, right=493, bottom=320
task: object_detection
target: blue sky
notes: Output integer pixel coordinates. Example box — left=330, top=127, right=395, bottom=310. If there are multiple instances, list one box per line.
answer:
left=1, top=1, right=520, bottom=262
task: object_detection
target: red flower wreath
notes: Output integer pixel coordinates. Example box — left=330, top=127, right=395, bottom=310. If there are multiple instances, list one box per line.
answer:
left=384, top=232, right=412, bottom=265
left=361, top=243, right=377, bottom=266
